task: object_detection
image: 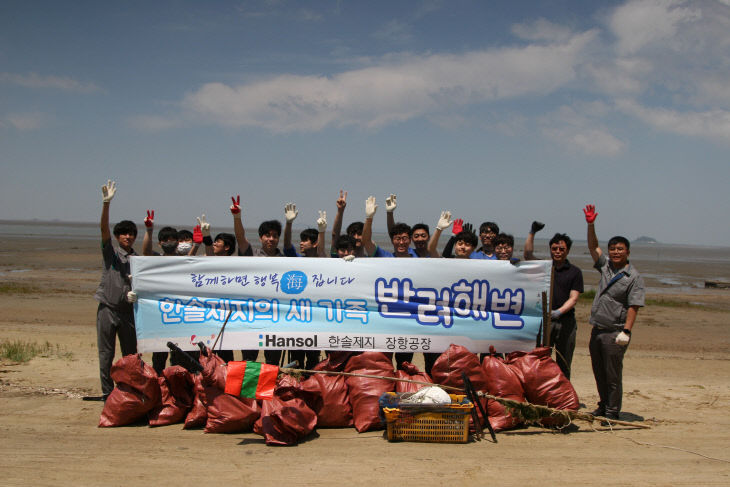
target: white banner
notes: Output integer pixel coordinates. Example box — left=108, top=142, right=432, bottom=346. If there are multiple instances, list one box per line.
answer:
left=130, top=256, right=552, bottom=354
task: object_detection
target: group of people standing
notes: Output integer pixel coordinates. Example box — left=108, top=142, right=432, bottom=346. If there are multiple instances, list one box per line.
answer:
left=94, top=181, right=644, bottom=421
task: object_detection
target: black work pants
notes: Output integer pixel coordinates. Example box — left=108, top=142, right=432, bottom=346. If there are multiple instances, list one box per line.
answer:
left=550, top=313, right=577, bottom=379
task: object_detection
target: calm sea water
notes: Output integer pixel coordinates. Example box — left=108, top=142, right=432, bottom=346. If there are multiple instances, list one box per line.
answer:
left=2, top=220, right=729, bottom=293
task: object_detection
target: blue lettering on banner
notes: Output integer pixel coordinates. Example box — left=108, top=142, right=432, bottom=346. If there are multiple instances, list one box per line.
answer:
left=281, top=271, right=308, bottom=294
left=159, top=297, right=280, bottom=324
left=374, top=278, right=526, bottom=329
left=157, top=296, right=368, bottom=325
left=190, top=271, right=354, bottom=293
left=316, top=299, right=369, bottom=323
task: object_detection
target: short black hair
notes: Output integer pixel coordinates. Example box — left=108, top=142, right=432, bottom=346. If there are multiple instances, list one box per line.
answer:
left=389, top=222, right=412, bottom=239
left=335, top=235, right=356, bottom=251
left=158, top=226, right=178, bottom=242
left=113, top=220, right=138, bottom=237
left=479, top=221, right=499, bottom=234
left=494, top=233, right=514, bottom=247
left=300, top=228, right=319, bottom=244
left=346, top=221, right=364, bottom=236
left=214, top=232, right=236, bottom=255
left=455, top=230, right=478, bottom=248
left=177, top=229, right=193, bottom=240
left=412, top=223, right=430, bottom=235
left=608, top=236, right=630, bottom=250
left=258, top=220, right=282, bottom=238
left=549, top=233, right=573, bottom=251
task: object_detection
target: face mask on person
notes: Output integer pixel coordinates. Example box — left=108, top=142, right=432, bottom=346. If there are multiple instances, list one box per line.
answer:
left=176, top=242, right=193, bottom=255
left=160, top=241, right=178, bottom=253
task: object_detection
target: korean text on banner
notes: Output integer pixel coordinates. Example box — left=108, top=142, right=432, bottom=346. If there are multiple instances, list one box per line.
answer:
left=130, top=256, right=552, bottom=354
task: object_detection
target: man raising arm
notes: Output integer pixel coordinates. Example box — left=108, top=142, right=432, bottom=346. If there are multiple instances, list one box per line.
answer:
left=584, top=204, right=644, bottom=421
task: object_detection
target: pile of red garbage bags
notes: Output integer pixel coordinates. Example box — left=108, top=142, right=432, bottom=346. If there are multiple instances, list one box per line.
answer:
left=99, top=344, right=579, bottom=443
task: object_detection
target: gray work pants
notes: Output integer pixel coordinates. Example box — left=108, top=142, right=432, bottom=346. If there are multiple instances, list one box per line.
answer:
left=96, top=304, right=137, bottom=396
left=589, top=327, right=627, bottom=416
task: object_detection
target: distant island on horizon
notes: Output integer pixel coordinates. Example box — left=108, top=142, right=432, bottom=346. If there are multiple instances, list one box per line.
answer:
left=634, top=236, right=658, bottom=244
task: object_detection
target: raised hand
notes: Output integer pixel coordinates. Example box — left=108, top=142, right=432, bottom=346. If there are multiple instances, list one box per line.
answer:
left=436, top=211, right=453, bottom=231
left=144, top=210, right=154, bottom=228
left=192, top=225, right=203, bottom=244
left=452, top=218, right=464, bottom=235
left=336, top=190, right=347, bottom=211
left=583, top=204, right=598, bottom=224
left=230, top=195, right=241, bottom=217
left=531, top=221, right=545, bottom=234
left=463, top=222, right=475, bottom=235
left=197, top=214, right=211, bottom=237
left=101, top=180, right=116, bottom=203
left=284, top=202, right=298, bottom=223
left=365, top=196, right=377, bottom=218
left=385, top=194, right=397, bottom=213
left=317, top=210, right=327, bottom=232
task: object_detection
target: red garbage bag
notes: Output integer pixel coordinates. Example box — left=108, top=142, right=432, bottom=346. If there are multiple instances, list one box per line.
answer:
left=313, top=351, right=355, bottom=372
left=431, top=344, right=488, bottom=392
left=481, top=347, right=525, bottom=431
left=431, top=344, right=490, bottom=429
left=197, top=348, right=261, bottom=433
left=99, top=354, right=161, bottom=427
left=300, top=373, right=352, bottom=428
left=274, top=374, right=321, bottom=408
left=506, top=347, right=579, bottom=426
left=199, top=347, right=227, bottom=390
left=395, top=362, right=432, bottom=393
left=344, top=352, right=395, bottom=432
left=253, top=397, right=318, bottom=446
left=183, top=374, right=207, bottom=429
left=148, top=366, right=194, bottom=427
left=203, top=386, right=260, bottom=434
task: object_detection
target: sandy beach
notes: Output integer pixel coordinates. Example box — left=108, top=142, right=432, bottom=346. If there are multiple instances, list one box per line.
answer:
left=1, top=233, right=729, bottom=486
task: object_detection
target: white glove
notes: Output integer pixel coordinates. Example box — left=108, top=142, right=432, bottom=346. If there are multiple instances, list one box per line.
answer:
left=343, top=254, right=355, bottom=262
left=197, top=214, right=211, bottom=237
left=615, top=331, right=630, bottom=346
left=284, top=202, right=298, bottom=223
left=385, top=194, right=397, bottom=213
left=365, top=196, right=377, bottom=219
left=436, top=211, right=453, bottom=231
left=126, top=291, right=137, bottom=303
left=317, top=210, right=327, bottom=232
left=102, top=180, right=116, bottom=203
left=550, top=309, right=562, bottom=320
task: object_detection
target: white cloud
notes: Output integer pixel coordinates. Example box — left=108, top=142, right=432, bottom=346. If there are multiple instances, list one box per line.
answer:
left=179, top=31, right=596, bottom=132
left=609, top=0, right=702, bottom=55
left=617, top=99, right=730, bottom=141
left=540, top=103, right=625, bottom=157
left=5, top=112, right=48, bottom=130
left=512, top=18, right=575, bottom=43
left=0, top=73, right=100, bottom=93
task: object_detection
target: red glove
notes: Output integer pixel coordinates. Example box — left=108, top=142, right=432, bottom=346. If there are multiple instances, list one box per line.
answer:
left=452, top=218, right=464, bottom=235
left=193, top=225, right=203, bottom=244
left=583, top=204, right=598, bottom=223
left=230, top=195, right=241, bottom=215
left=144, top=209, right=154, bottom=228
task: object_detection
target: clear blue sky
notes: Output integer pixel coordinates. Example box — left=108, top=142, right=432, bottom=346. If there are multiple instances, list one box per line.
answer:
left=1, top=0, right=728, bottom=246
